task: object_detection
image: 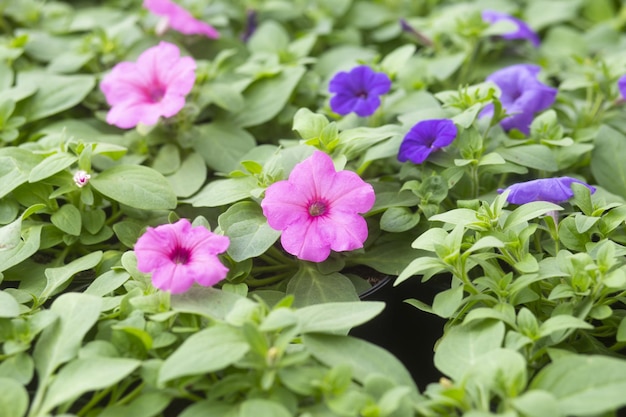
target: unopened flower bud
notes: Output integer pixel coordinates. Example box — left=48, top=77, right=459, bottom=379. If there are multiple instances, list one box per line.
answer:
left=73, top=170, right=91, bottom=188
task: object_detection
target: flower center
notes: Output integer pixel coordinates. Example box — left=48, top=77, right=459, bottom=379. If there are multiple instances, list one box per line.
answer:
left=148, top=86, right=166, bottom=103
left=308, top=201, right=328, bottom=217
left=169, top=246, right=191, bottom=265
left=356, top=90, right=369, bottom=99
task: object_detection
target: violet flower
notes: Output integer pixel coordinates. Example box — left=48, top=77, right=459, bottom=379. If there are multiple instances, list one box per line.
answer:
left=481, top=10, right=540, bottom=47
left=480, top=64, right=557, bottom=135
left=498, top=177, right=596, bottom=204
left=134, top=219, right=230, bottom=293
left=100, top=41, right=196, bottom=129
left=261, top=151, right=375, bottom=262
left=328, top=66, right=392, bottom=117
left=241, top=9, right=258, bottom=42
left=143, top=0, right=220, bottom=39
left=618, top=74, right=626, bottom=99
left=398, top=119, right=457, bottom=164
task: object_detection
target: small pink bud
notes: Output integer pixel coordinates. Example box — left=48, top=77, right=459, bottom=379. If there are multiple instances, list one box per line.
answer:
left=73, top=170, right=91, bottom=188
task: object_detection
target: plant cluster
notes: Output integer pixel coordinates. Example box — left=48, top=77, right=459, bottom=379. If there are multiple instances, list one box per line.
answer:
left=2, top=0, right=626, bottom=416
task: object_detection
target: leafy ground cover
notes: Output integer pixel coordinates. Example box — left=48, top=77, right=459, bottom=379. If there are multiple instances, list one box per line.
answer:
left=2, top=0, right=626, bottom=416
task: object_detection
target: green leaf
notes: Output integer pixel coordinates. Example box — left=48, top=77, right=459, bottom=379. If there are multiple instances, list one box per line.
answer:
left=188, top=176, right=258, bottom=207
left=286, top=267, right=359, bottom=308
left=618, top=317, right=626, bottom=342
left=158, top=325, right=249, bottom=383
left=202, top=83, right=245, bottom=112
left=165, top=152, right=207, bottom=198
left=538, top=315, right=593, bottom=339
left=81, top=209, right=106, bottom=235
left=434, top=320, right=505, bottom=380
left=170, top=286, right=257, bottom=321
left=218, top=201, right=281, bottom=261
left=38, top=358, right=140, bottom=416
left=503, top=201, right=563, bottom=229
left=294, top=301, right=385, bottom=333
left=431, top=284, right=463, bottom=318
left=512, top=390, right=562, bottom=417
left=530, top=355, right=626, bottom=415
left=33, top=293, right=103, bottom=381
left=95, top=392, right=171, bottom=417
left=91, top=165, right=177, bottom=210
left=0, top=377, right=28, bottom=417
left=380, top=44, right=416, bottom=76
left=17, top=71, right=95, bottom=121
left=230, top=66, right=306, bottom=127
left=497, top=145, right=558, bottom=171
left=292, top=108, right=329, bottom=140
left=466, top=236, right=505, bottom=254
left=525, top=0, right=583, bottom=30
left=85, top=270, right=130, bottom=296
left=395, top=257, right=446, bottom=285
left=591, top=125, right=626, bottom=199
left=0, top=225, right=42, bottom=273
left=0, top=148, right=43, bottom=199
left=41, top=251, right=103, bottom=301
left=348, top=239, right=420, bottom=276
left=429, top=209, right=478, bottom=226
left=240, top=399, right=292, bottom=417
left=0, top=291, right=20, bottom=318
left=0, top=217, right=22, bottom=251
left=50, top=204, right=82, bottom=236
left=380, top=207, right=420, bottom=232
left=192, top=121, right=256, bottom=173
left=303, top=334, right=419, bottom=396
left=152, top=143, right=180, bottom=175
left=28, top=152, right=77, bottom=183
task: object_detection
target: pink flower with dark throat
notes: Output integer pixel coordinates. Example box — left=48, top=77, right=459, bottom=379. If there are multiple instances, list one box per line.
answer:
left=261, top=151, right=375, bottom=262
left=144, top=0, right=220, bottom=39
left=100, top=41, right=196, bottom=129
left=134, top=219, right=230, bottom=293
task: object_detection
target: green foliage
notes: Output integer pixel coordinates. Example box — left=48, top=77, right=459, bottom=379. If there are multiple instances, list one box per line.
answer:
left=3, top=0, right=626, bottom=415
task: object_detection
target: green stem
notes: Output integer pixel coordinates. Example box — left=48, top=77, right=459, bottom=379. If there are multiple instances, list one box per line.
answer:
left=246, top=272, right=292, bottom=288
left=253, top=264, right=294, bottom=274
left=77, top=388, right=113, bottom=417
left=114, top=382, right=145, bottom=406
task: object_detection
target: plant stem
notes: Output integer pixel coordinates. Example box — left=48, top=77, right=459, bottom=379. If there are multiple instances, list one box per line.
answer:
left=246, top=272, right=292, bottom=288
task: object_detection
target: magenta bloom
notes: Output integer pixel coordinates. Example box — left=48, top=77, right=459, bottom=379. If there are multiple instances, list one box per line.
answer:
left=480, top=64, right=557, bottom=135
left=143, top=0, right=219, bottom=39
left=398, top=119, right=457, bottom=164
left=261, top=151, right=375, bottom=262
left=618, top=74, right=626, bottom=99
left=100, top=41, right=196, bottom=129
left=498, top=177, right=596, bottom=204
left=482, top=10, right=540, bottom=47
left=134, top=219, right=230, bottom=293
left=329, top=66, right=392, bottom=117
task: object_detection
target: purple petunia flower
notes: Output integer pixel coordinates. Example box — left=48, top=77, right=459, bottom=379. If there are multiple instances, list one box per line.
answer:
left=328, top=66, right=392, bottom=117
left=398, top=119, right=457, bottom=164
left=498, top=177, right=596, bottom=204
left=480, top=64, right=557, bottom=135
left=134, top=219, right=230, bottom=293
left=618, top=74, right=626, bottom=100
left=261, top=151, right=375, bottom=262
left=482, top=10, right=540, bottom=47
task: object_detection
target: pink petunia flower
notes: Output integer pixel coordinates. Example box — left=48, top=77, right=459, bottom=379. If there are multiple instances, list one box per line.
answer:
left=134, top=218, right=230, bottom=293
left=143, top=0, right=220, bottom=39
left=100, top=41, right=196, bottom=129
left=261, top=151, right=375, bottom=262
